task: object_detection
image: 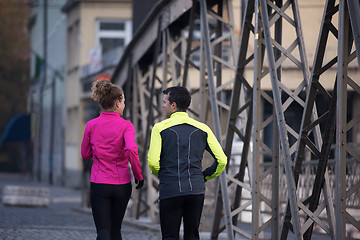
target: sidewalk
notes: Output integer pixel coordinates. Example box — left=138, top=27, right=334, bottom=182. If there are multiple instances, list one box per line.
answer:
left=0, top=172, right=161, bottom=240
left=0, top=172, right=343, bottom=240
left=0, top=172, right=225, bottom=240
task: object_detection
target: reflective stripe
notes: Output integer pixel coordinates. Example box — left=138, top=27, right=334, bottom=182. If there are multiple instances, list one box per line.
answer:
left=188, top=129, right=200, bottom=191
left=169, top=128, right=182, bottom=192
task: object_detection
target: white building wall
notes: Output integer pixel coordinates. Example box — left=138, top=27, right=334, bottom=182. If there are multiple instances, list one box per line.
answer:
left=29, top=0, right=67, bottom=185
left=64, top=1, right=133, bottom=188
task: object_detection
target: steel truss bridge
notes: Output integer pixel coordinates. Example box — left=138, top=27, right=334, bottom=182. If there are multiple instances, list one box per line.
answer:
left=112, top=0, right=360, bottom=239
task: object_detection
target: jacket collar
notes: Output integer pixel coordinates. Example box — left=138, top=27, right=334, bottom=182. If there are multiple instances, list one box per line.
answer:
left=100, top=111, right=120, bottom=117
left=170, top=111, right=188, bottom=118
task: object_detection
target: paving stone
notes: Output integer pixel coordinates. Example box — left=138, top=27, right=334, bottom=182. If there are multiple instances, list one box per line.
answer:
left=0, top=173, right=162, bottom=240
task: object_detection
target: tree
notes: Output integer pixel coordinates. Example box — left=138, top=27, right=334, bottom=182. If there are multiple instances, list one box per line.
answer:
left=0, top=0, right=31, bottom=172
left=0, top=0, right=31, bottom=136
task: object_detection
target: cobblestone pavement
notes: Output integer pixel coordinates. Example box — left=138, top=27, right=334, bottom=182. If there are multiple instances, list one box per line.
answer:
left=0, top=173, right=161, bottom=240
left=1, top=173, right=346, bottom=240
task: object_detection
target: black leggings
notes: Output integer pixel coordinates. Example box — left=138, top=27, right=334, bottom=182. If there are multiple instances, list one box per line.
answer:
left=159, top=194, right=205, bottom=240
left=90, top=182, right=132, bottom=240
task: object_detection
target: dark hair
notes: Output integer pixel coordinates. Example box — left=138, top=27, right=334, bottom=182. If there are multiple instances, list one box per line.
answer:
left=163, top=86, right=191, bottom=111
left=91, top=79, right=123, bottom=110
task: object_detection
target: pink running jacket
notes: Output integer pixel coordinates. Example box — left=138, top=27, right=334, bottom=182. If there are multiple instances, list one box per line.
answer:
left=81, top=111, right=143, bottom=184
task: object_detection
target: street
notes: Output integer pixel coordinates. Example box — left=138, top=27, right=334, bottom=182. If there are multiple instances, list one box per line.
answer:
left=1, top=173, right=354, bottom=240
left=0, top=173, right=161, bottom=240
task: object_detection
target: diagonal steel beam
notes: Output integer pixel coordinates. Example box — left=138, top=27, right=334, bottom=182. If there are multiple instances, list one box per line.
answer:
left=211, top=0, right=255, bottom=238
left=257, top=0, right=302, bottom=238
left=281, top=0, right=338, bottom=238
left=199, top=0, right=234, bottom=238
left=346, top=0, right=360, bottom=69
left=336, top=1, right=360, bottom=238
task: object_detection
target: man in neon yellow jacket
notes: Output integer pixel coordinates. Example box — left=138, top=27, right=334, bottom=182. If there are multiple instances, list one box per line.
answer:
left=148, top=86, right=227, bottom=240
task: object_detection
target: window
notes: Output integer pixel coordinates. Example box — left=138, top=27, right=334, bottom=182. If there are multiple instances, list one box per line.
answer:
left=184, top=20, right=231, bottom=66
left=97, top=19, right=132, bottom=55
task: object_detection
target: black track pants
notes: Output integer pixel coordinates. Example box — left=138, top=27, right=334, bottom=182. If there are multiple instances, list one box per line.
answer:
left=159, top=194, right=205, bottom=240
left=90, top=182, right=132, bottom=240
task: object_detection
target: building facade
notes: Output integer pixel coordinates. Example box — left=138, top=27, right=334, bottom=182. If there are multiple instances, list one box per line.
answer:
left=28, top=0, right=67, bottom=185
left=61, top=0, right=133, bottom=188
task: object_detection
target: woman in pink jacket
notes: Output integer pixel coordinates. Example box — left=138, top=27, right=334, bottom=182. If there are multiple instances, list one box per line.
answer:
left=81, top=76, right=144, bottom=240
